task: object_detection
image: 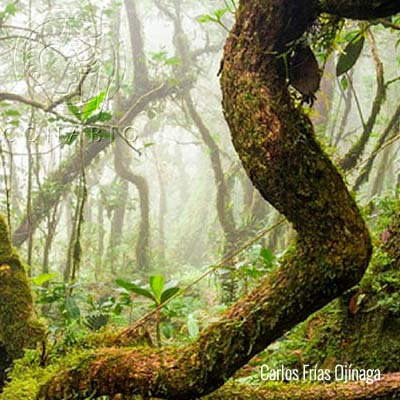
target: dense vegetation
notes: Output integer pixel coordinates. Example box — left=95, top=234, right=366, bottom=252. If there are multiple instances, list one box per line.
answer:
left=0, top=0, right=400, bottom=398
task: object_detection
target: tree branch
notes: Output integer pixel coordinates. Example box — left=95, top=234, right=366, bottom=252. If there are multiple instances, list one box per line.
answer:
left=320, top=0, right=400, bottom=19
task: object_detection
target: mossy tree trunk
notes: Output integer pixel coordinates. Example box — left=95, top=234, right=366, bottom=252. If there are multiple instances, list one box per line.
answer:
left=35, top=0, right=400, bottom=399
left=0, top=215, right=45, bottom=389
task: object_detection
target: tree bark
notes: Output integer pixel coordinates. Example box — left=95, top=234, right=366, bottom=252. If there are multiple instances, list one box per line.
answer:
left=0, top=214, right=45, bottom=389
left=124, top=0, right=151, bottom=93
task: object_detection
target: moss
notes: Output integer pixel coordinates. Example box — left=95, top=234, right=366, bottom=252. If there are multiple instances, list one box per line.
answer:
left=0, top=349, right=93, bottom=400
left=0, top=214, right=45, bottom=386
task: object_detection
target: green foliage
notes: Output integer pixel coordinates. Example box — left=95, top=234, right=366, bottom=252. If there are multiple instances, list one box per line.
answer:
left=81, top=92, right=106, bottom=121
left=234, top=246, right=276, bottom=290
left=31, top=273, right=58, bottom=287
left=197, top=4, right=235, bottom=31
left=0, top=1, right=18, bottom=20
left=150, top=50, right=181, bottom=67
left=187, top=313, right=200, bottom=339
left=63, top=92, right=112, bottom=146
left=336, top=31, right=365, bottom=76
left=197, top=8, right=229, bottom=24
left=115, top=275, right=180, bottom=306
left=1, top=107, right=21, bottom=128
left=84, top=313, right=109, bottom=332
left=35, top=281, right=82, bottom=324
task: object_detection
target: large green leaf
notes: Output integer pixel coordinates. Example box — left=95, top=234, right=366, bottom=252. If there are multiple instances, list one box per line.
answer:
left=163, top=279, right=179, bottom=291
left=81, top=92, right=106, bottom=121
left=32, top=273, right=58, bottom=286
left=150, top=275, right=165, bottom=303
left=336, top=34, right=365, bottom=77
left=115, top=279, right=155, bottom=301
left=160, top=287, right=180, bottom=304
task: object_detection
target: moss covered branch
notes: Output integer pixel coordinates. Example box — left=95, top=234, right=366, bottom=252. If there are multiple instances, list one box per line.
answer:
left=319, top=0, right=400, bottom=19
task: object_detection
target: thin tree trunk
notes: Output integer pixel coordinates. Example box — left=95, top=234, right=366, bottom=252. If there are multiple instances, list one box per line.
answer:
left=340, top=30, right=386, bottom=171
left=333, top=71, right=353, bottom=147
left=95, top=201, right=105, bottom=281
left=107, top=179, right=129, bottom=275
left=42, top=203, right=60, bottom=275
left=354, top=103, right=400, bottom=190
left=370, top=146, right=391, bottom=198
left=25, top=118, right=34, bottom=271
left=154, top=153, right=166, bottom=265
left=114, top=136, right=150, bottom=271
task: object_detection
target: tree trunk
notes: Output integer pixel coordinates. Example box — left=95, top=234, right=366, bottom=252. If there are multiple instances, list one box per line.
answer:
left=154, top=151, right=167, bottom=265
left=114, top=136, right=150, bottom=271
left=0, top=214, right=45, bottom=388
left=107, top=179, right=129, bottom=275
left=42, top=204, right=60, bottom=275
left=340, top=30, right=386, bottom=171
left=354, top=104, right=400, bottom=191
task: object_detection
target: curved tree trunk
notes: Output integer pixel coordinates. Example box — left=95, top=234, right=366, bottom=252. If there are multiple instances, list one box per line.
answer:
left=35, top=1, right=400, bottom=399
